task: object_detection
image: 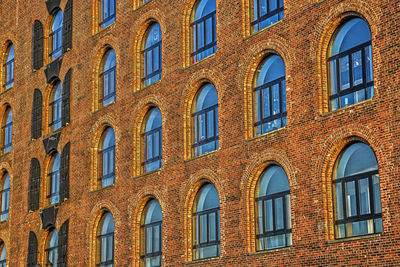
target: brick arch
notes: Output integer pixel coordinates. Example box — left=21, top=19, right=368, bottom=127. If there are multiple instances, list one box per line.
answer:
left=87, top=201, right=121, bottom=267
left=90, top=120, right=119, bottom=191
left=43, top=7, right=62, bottom=66
left=0, top=103, right=11, bottom=155
left=132, top=95, right=167, bottom=176
left=240, top=38, right=294, bottom=139
left=240, top=149, right=297, bottom=253
left=91, top=41, right=120, bottom=112
left=131, top=9, right=167, bottom=92
left=182, top=69, right=224, bottom=160
left=182, top=0, right=221, bottom=67
left=316, top=125, right=387, bottom=240
left=182, top=168, right=225, bottom=261
left=315, top=2, right=381, bottom=114
left=130, top=189, right=165, bottom=267
left=0, top=40, right=13, bottom=92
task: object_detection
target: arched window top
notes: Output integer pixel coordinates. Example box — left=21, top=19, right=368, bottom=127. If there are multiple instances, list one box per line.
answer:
left=49, top=229, right=58, bottom=248
left=6, top=44, right=14, bottom=63
left=53, top=81, right=62, bottom=99
left=52, top=10, right=63, bottom=32
left=145, top=23, right=161, bottom=49
left=194, top=0, right=216, bottom=20
left=196, top=183, right=219, bottom=212
left=335, top=142, right=378, bottom=179
left=2, top=173, right=9, bottom=190
left=145, top=107, right=162, bottom=132
left=195, top=83, right=218, bottom=112
left=144, top=199, right=162, bottom=224
left=5, top=108, right=12, bottom=126
left=330, top=18, right=371, bottom=56
left=101, top=212, right=115, bottom=235
left=104, top=49, right=116, bottom=71
left=102, top=127, right=115, bottom=149
left=258, top=165, right=289, bottom=197
left=256, top=55, right=285, bottom=86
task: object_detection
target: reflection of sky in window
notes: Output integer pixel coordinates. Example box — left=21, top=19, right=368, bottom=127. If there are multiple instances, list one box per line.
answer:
left=145, top=23, right=161, bottom=48
left=197, top=184, right=219, bottom=212
left=103, top=128, right=115, bottom=150
left=257, top=55, right=285, bottom=86
left=0, top=244, right=5, bottom=260
left=331, top=18, right=371, bottom=56
left=336, top=143, right=378, bottom=179
left=145, top=108, right=162, bottom=132
left=52, top=10, right=63, bottom=32
left=258, top=166, right=289, bottom=197
left=194, top=0, right=215, bottom=20
left=7, top=45, right=14, bottom=62
left=104, top=49, right=116, bottom=71
left=195, top=84, right=218, bottom=112
left=145, top=200, right=162, bottom=224
left=102, top=212, right=115, bottom=234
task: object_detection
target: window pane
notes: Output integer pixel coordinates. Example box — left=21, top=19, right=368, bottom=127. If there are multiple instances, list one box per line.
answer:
left=209, top=212, right=216, bottom=241
left=275, top=197, right=284, bottom=230
left=359, top=178, right=371, bottom=215
left=345, top=181, right=356, bottom=217
left=365, top=45, right=373, bottom=82
left=200, top=214, right=207, bottom=243
left=335, top=183, right=344, bottom=220
left=340, top=55, right=350, bottom=90
left=330, top=60, right=338, bottom=95
left=265, top=199, right=273, bottom=232
left=373, top=175, right=381, bottom=213
left=207, top=110, right=214, bottom=138
left=262, top=87, right=270, bottom=118
left=352, top=51, right=363, bottom=86
left=272, top=83, right=280, bottom=115
left=153, top=224, right=160, bottom=253
left=147, top=227, right=153, bottom=253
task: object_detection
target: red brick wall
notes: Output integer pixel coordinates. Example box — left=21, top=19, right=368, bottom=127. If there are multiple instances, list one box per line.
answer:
left=0, top=0, right=399, bottom=265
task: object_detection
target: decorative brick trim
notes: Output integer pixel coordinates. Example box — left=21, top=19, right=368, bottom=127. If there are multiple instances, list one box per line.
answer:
left=240, top=150, right=297, bottom=253
left=315, top=3, right=381, bottom=114
left=182, top=70, right=223, bottom=160
left=90, top=120, right=118, bottom=191
left=88, top=202, right=121, bottom=267
left=182, top=169, right=224, bottom=262
left=239, top=39, right=293, bottom=140
left=39, top=229, right=52, bottom=266
left=131, top=10, right=166, bottom=92
left=316, top=125, right=387, bottom=240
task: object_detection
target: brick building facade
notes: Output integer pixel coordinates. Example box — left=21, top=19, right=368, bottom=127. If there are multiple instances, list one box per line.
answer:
left=0, top=0, right=399, bottom=266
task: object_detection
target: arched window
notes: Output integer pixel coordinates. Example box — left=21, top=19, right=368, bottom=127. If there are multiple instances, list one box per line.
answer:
left=191, top=0, right=216, bottom=63
left=97, top=212, right=114, bottom=267
left=142, top=23, right=162, bottom=87
left=100, top=0, right=116, bottom=29
left=3, top=43, right=14, bottom=90
left=48, top=153, right=60, bottom=205
left=2, top=107, right=12, bottom=154
left=140, top=199, right=162, bottom=266
left=50, top=10, right=63, bottom=60
left=100, top=49, right=116, bottom=107
left=333, top=142, right=382, bottom=238
left=143, top=107, right=162, bottom=173
left=255, top=165, right=291, bottom=251
left=99, top=127, right=115, bottom=187
left=0, top=173, right=9, bottom=222
left=251, top=0, right=284, bottom=32
left=45, top=229, right=58, bottom=266
left=328, top=18, right=373, bottom=111
left=254, top=54, right=286, bottom=135
left=49, top=81, right=62, bottom=131
left=193, top=183, right=220, bottom=260
left=0, top=242, right=6, bottom=267
left=192, top=83, right=218, bottom=156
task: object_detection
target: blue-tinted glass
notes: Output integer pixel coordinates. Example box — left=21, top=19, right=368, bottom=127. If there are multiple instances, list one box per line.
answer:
left=101, top=212, right=114, bottom=265
left=253, top=0, right=283, bottom=32
left=103, top=49, right=116, bottom=106
left=194, top=0, right=215, bottom=20
left=195, top=84, right=218, bottom=111
left=335, top=143, right=378, bottom=179
left=145, top=200, right=162, bottom=224
left=1, top=174, right=9, bottom=221
left=48, top=230, right=58, bottom=266
left=145, top=108, right=162, bottom=132
left=144, top=23, right=162, bottom=86
left=102, top=128, right=115, bottom=187
left=5, top=44, right=14, bottom=89
left=51, top=10, right=63, bottom=60
left=257, top=55, right=285, bottom=86
left=331, top=18, right=371, bottom=56
left=0, top=245, right=5, bottom=263
left=50, top=153, right=60, bottom=204
left=196, top=184, right=219, bottom=212
left=193, top=0, right=216, bottom=62
left=144, top=108, right=162, bottom=172
left=258, top=165, right=289, bottom=197
left=4, top=109, right=12, bottom=153
left=53, top=82, right=62, bottom=131
left=102, top=0, right=116, bottom=28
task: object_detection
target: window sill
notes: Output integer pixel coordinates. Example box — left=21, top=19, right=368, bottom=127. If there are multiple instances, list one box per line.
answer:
left=319, top=97, right=374, bottom=118
left=133, top=0, right=154, bottom=11
left=326, top=232, right=382, bottom=244
left=184, top=256, right=220, bottom=265
left=135, top=79, right=162, bottom=94
left=185, top=53, right=216, bottom=70
left=247, top=245, right=292, bottom=256
left=132, top=168, right=163, bottom=179
left=184, top=149, right=219, bottom=163
left=92, top=21, right=116, bottom=38
left=0, top=87, right=13, bottom=96
left=92, top=101, right=116, bottom=115
left=245, top=126, right=287, bottom=143
left=90, top=183, right=115, bottom=194
left=244, top=19, right=284, bottom=41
